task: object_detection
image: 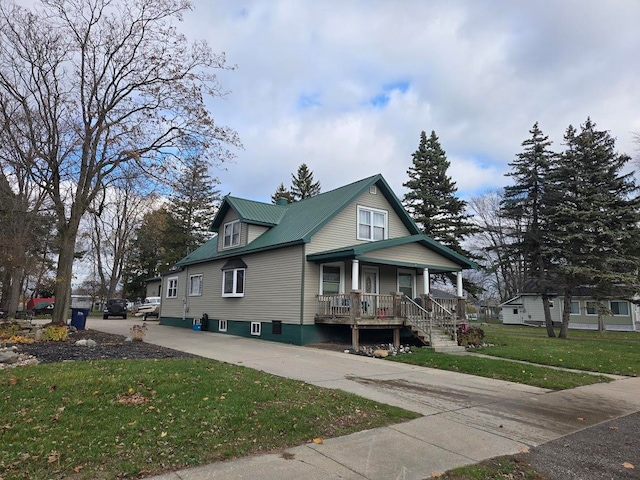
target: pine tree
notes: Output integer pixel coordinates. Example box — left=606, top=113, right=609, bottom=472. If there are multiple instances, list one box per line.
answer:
left=290, top=163, right=321, bottom=201
left=169, top=156, right=220, bottom=256
left=403, top=131, right=479, bottom=292
left=501, top=122, right=557, bottom=337
left=546, top=118, right=640, bottom=337
left=271, top=183, right=293, bottom=204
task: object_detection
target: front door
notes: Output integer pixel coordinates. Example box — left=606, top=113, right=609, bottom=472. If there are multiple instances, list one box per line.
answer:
left=361, top=266, right=379, bottom=315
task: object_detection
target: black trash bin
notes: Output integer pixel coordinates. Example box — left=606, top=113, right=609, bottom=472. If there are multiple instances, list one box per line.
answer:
left=201, top=313, right=209, bottom=331
left=70, top=308, right=89, bottom=330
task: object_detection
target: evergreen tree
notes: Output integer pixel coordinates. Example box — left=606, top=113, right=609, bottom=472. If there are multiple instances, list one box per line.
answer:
left=403, top=131, right=479, bottom=292
left=271, top=183, right=293, bottom=204
left=546, top=118, right=640, bottom=337
left=501, top=122, right=557, bottom=337
left=169, top=156, right=220, bottom=256
left=290, top=163, right=321, bottom=201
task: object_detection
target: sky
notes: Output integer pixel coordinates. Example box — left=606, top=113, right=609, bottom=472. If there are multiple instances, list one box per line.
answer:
left=176, top=0, right=640, bottom=203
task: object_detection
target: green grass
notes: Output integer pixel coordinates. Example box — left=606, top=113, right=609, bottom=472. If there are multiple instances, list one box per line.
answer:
left=387, top=348, right=610, bottom=390
left=0, top=358, right=419, bottom=480
left=439, top=455, right=548, bottom=479
left=478, top=325, right=640, bottom=376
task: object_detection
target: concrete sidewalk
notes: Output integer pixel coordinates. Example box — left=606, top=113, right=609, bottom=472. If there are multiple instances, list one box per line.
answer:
left=88, top=319, right=640, bottom=480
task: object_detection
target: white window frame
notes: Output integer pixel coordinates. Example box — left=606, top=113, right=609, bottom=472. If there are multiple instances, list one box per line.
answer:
left=585, top=301, right=598, bottom=316
left=222, top=268, right=245, bottom=297
left=610, top=300, right=629, bottom=316
left=319, top=263, right=345, bottom=295
left=357, top=205, right=388, bottom=241
left=166, top=277, right=178, bottom=298
left=570, top=300, right=580, bottom=315
left=189, top=274, right=203, bottom=296
left=223, top=220, right=241, bottom=248
left=250, top=321, right=261, bottom=336
left=397, top=269, right=416, bottom=299
left=219, top=320, right=228, bottom=332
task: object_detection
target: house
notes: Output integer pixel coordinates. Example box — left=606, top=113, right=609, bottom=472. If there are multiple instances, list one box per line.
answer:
left=500, top=291, right=639, bottom=331
left=158, top=174, right=477, bottom=347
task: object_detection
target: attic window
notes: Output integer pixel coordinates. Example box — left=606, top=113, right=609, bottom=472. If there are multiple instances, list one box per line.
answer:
left=223, top=220, right=240, bottom=248
left=357, top=206, right=388, bottom=241
left=369, top=185, right=377, bottom=194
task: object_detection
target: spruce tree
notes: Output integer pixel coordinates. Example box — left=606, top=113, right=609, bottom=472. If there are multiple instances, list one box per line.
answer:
left=501, top=122, right=557, bottom=337
left=271, top=183, right=293, bottom=204
left=290, top=163, right=321, bottom=201
left=403, top=130, right=479, bottom=293
left=546, top=118, right=640, bottom=337
left=169, top=156, right=220, bottom=256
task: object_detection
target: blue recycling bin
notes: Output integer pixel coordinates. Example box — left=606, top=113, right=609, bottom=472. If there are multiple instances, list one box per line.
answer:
left=70, top=308, right=89, bottom=330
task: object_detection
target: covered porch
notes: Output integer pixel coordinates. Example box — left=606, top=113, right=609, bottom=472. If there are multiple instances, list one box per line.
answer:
left=308, top=236, right=473, bottom=350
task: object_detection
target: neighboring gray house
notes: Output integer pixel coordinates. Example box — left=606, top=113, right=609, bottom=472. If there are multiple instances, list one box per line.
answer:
left=500, top=293, right=639, bottom=331
left=158, top=174, right=477, bottom=346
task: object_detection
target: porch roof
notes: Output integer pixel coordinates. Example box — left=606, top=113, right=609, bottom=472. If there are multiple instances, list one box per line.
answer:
left=306, top=234, right=477, bottom=271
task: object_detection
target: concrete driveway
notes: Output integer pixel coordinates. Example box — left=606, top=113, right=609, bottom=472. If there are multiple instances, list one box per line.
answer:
left=87, top=319, right=640, bottom=480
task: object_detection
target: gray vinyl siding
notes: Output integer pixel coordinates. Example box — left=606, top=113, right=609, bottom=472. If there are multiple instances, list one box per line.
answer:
left=363, top=243, right=461, bottom=270
left=247, top=224, right=269, bottom=243
left=145, top=279, right=162, bottom=299
left=569, top=298, right=633, bottom=327
left=162, top=246, right=304, bottom=324
left=307, top=190, right=411, bottom=254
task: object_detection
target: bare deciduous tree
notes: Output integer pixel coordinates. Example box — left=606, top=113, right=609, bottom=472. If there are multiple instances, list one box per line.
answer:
left=0, top=0, right=241, bottom=324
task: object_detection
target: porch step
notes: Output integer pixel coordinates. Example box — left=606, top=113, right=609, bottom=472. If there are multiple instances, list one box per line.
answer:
left=431, top=344, right=467, bottom=354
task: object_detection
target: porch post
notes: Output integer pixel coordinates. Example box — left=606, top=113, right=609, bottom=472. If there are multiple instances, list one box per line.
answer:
left=456, top=271, right=463, bottom=297
left=423, top=268, right=430, bottom=295
left=456, top=271, right=465, bottom=323
left=351, top=259, right=359, bottom=291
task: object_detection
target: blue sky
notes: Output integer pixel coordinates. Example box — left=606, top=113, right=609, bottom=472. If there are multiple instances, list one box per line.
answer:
left=181, top=0, right=640, bottom=203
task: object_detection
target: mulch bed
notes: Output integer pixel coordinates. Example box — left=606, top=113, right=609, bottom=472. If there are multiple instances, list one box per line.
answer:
left=15, top=329, right=198, bottom=363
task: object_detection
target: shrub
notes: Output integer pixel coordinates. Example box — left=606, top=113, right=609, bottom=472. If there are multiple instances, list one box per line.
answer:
left=457, top=326, right=485, bottom=347
left=42, top=325, right=69, bottom=341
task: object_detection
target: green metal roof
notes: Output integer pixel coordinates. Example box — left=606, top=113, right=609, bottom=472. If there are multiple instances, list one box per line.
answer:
left=176, top=174, right=476, bottom=270
left=306, top=235, right=478, bottom=270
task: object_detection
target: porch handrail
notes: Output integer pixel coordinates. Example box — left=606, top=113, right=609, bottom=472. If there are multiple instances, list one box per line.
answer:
left=430, top=295, right=458, bottom=343
left=401, top=296, right=432, bottom=346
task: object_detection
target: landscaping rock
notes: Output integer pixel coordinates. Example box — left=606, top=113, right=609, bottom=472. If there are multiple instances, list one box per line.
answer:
left=0, top=350, right=19, bottom=364
left=373, top=349, right=389, bottom=358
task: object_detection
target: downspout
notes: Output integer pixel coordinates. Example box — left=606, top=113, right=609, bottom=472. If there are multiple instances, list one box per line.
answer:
left=182, top=266, right=189, bottom=322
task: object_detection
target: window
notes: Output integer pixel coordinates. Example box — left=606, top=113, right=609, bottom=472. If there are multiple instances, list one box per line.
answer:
left=512, top=308, right=518, bottom=314
left=397, top=270, right=415, bottom=298
left=222, top=269, right=245, bottom=297
left=357, top=206, right=387, bottom=241
left=272, top=320, right=282, bottom=335
left=251, top=322, right=261, bottom=336
left=166, top=277, right=178, bottom=298
left=223, top=220, right=240, bottom=248
left=586, top=301, right=597, bottom=315
left=189, top=274, right=203, bottom=296
left=219, top=320, right=228, bottom=332
left=320, top=264, right=343, bottom=294
left=610, top=301, right=629, bottom=316
left=221, top=258, right=247, bottom=297
left=369, top=185, right=377, bottom=194
left=570, top=301, right=580, bottom=315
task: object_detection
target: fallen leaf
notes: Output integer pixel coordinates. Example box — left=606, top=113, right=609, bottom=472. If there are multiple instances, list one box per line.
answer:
left=430, top=472, right=442, bottom=478
left=519, top=446, right=530, bottom=454
left=48, top=385, right=56, bottom=393
left=312, top=437, right=323, bottom=444
left=623, top=462, right=634, bottom=469
left=161, top=431, right=167, bottom=438
left=47, top=451, right=61, bottom=463
left=9, top=376, right=18, bottom=385
left=73, top=465, right=84, bottom=473
left=609, top=425, right=619, bottom=430
left=577, top=417, right=584, bottom=421
left=92, top=391, right=99, bottom=396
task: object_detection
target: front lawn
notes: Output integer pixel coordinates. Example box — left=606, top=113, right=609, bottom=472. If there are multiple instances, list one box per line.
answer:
left=0, top=358, right=419, bottom=480
left=386, top=348, right=610, bottom=390
left=478, top=325, right=640, bottom=376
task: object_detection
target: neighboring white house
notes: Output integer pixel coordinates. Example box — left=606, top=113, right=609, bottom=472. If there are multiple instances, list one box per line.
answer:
left=500, top=293, right=639, bottom=331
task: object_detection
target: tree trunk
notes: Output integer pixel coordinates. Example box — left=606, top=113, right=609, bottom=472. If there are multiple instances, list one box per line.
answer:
left=541, top=293, right=556, bottom=337
left=558, top=290, right=572, bottom=338
left=597, top=302, right=606, bottom=333
left=51, top=227, right=80, bottom=325
left=7, top=266, right=24, bottom=320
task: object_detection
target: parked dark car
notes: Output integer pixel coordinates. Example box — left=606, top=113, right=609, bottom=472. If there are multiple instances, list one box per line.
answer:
left=103, top=298, right=128, bottom=319
left=31, top=301, right=55, bottom=316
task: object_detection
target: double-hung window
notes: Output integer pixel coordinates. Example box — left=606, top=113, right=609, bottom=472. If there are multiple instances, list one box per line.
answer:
left=570, top=301, right=580, bottom=315
left=610, top=301, right=629, bottom=316
left=222, top=258, right=246, bottom=297
left=357, top=206, right=387, bottom=241
left=166, top=277, right=178, bottom=298
left=189, top=274, right=203, bottom=296
left=320, top=264, right=343, bottom=295
left=223, top=220, right=240, bottom=248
